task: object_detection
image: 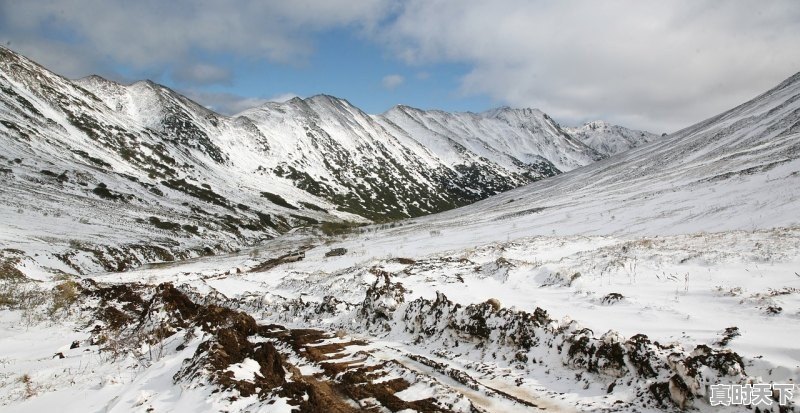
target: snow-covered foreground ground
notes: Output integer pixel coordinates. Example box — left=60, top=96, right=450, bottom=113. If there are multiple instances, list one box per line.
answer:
left=2, top=225, right=797, bottom=412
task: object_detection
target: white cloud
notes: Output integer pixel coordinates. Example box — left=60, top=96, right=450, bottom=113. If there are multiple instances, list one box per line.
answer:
left=3, top=1, right=799, bottom=132
left=173, top=64, right=231, bottom=86
left=382, top=74, right=405, bottom=90
left=183, top=90, right=268, bottom=115
left=0, top=0, right=391, bottom=76
left=380, top=0, right=800, bottom=132
left=183, top=90, right=302, bottom=115
left=267, top=92, right=300, bottom=103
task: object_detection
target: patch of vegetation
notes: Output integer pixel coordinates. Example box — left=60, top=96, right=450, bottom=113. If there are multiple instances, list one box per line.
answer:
left=715, top=326, right=740, bottom=347
left=0, top=80, right=43, bottom=118
left=39, top=169, right=69, bottom=182
left=0, top=256, right=25, bottom=280
left=0, top=280, right=37, bottom=309
left=92, top=183, right=126, bottom=201
left=298, top=201, right=327, bottom=212
left=71, top=149, right=112, bottom=169
left=0, top=120, right=24, bottom=136
left=149, top=216, right=182, bottom=231
left=219, top=214, right=243, bottom=233
left=485, top=298, right=502, bottom=311
left=290, top=214, right=319, bottom=225
left=160, top=110, right=226, bottom=163
left=319, top=221, right=365, bottom=237
left=48, top=280, right=80, bottom=317
left=162, top=179, right=231, bottom=209
left=260, top=191, right=298, bottom=210
left=19, top=374, right=36, bottom=399
left=141, top=142, right=178, bottom=167
left=273, top=164, right=333, bottom=198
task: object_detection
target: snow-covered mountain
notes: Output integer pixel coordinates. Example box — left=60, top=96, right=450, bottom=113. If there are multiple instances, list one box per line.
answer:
left=564, top=120, right=661, bottom=156
left=409, top=70, right=800, bottom=240
left=233, top=68, right=797, bottom=410
left=0, top=46, right=656, bottom=275
left=121, top=69, right=795, bottom=411
left=1, top=42, right=799, bottom=412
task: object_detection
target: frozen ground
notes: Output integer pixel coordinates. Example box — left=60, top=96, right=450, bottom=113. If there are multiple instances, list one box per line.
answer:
left=1, top=224, right=798, bottom=412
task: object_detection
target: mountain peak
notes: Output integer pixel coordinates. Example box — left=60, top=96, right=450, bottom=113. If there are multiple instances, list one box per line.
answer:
left=581, top=120, right=611, bottom=130
left=78, top=74, right=116, bottom=84
left=564, top=120, right=658, bottom=156
left=384, top=104, right=428, bottom=116
left=481, top=106, right=546, bottom=119
left=304, top=94, right=356, bottom=108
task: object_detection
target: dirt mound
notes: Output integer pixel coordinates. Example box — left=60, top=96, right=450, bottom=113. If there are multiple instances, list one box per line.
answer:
left=78, top=281, right=468, bottom=411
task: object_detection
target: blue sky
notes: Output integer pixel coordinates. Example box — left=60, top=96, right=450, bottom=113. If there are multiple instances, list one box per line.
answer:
left=1, top=0, right=798, bottom=132
left=183, top=28, right=493, bottom=115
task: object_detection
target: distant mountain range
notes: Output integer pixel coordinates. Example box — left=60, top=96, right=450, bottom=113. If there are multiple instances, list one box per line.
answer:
left=0, top=45, right=655, bottom=273
left=564, top=120, right=660, bottom=156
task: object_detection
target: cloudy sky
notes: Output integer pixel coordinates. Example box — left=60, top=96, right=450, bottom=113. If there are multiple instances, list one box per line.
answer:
left=1, top=0, right=798, bottom=132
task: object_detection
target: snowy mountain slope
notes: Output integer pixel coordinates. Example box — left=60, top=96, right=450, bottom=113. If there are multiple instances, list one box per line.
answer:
left=6, top=44, right=798, bottom=412
left=0, top=45, right=357, bottom=276
left=228, top=70, right=799, bottom=410
left=0, top=45, right=639, bottom=275
left=245, top=70, right=797, bottom=409
left=379, top=70, right=800, bottom=249
left=377, top=105, right=599, bottom=177
left=235, top=96, right=605, bottom=221
left=564, top=120, right=661, bottom=156
left=106, top=70, right=800, bottom=410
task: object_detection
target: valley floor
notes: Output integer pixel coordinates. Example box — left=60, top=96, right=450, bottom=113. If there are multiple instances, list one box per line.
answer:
left=1, top=226, right=799, bottom=412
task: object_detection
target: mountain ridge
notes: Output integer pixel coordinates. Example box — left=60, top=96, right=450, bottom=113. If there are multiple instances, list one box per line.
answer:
left=0, top=45, right=656, bottom=276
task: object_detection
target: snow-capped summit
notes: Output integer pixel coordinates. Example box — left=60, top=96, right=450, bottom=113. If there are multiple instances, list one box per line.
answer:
left=564, top=120, right=660, bottom=156
left=378, top=103, right=599, bottom=174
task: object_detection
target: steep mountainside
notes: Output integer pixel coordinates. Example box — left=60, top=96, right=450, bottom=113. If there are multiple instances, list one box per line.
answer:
left=1, top=72, right=796, bottom=412
left=234, top=97, right=596, bottom=222
left=0, top=46, right=653, bottom=275
left=564, top=120, right=661, bottom=156
left=365, top=70, right=800, bottom=248
left=149, top=70, right=797, bottom=411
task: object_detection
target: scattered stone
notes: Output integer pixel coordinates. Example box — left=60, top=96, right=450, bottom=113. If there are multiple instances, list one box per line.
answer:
left=715, top=326, right=740, bottom=346
left=601, top=293, right=624, bottom=305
